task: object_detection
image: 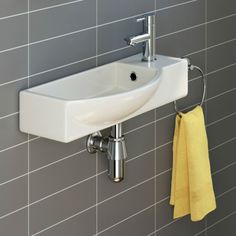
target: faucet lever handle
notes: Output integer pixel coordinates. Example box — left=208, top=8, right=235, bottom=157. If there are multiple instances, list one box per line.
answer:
left=136, top=17, right=146, bottom=23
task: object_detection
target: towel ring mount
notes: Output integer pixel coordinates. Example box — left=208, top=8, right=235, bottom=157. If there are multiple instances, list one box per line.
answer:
left=174, top=58, right=206, bottom=114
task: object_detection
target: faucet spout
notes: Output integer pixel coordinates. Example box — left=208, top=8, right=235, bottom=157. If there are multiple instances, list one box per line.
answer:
left=125, top=33, right=151, bottom=46
left=125, top=13, right=156, bottom=62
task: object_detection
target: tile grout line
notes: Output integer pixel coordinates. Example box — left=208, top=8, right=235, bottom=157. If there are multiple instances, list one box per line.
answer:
left=95, top=0, right=99, bottom=234
left=0, top=169, right=167, bottom=222
left=155, top=0, right=198, bottom=12
left=0, top=131, right=232, bottom=190
left=0, top=36, right=235, bottom=91
left=0, top=205, right=28, bottom=220
left=0, top=2, right=235, bottom=235
left=1, top=58, right=236, bottom=123
left=0, top=96, right=235, bottom=185
left=30, top=174, right=96, bottom=206
left=204, top=1, right=208, bottom=233
left=0, top=142, right=165, bottom=188
left=0, top=0, right=198, bottom=54
left=29, top=55, right=96, bottom=78
left=29, top=0, right=85, bottom=14
left=29, top=149, right=87, bottom=174
left=0, top=97, right=235, bottom=184
left=209, top=136, right=236, bottom=151
left=206, top=111, right=236, bottom=127
left=0, top=58, right=236, bottom=127
left=215, top=186, right=236, bottom=199
left=124, top=92, right=236, bottom=137
left=0, top=3, right=235, bottom=57
left=0, top=76, right=28, bottom=87
left=154, top=0, right=158, bottom=222
left=194, top=211, right=236, bottom=236
left=157, top=12, right=236, bottom=41
left=0, top=136, right=39, bottom=154
left=0, top=0, right=198, bottom=23
left=31, top=161, right=236, bottom=235
left=212, top=161, right=236, bottom=176
left=32, top=205, right=96, bottom=236
left=0, top=112, right=19, bottom=120
left=0, top=0, right=85, bottom=22
left=154, top=112, right=157, bottom=236
left=90, top=196, right=171, bottom=236
left=206, top=87, right=236, bottom=102
left=205, top=0, right=208, bottom=129
left=206, top=62, right=236, bottom=76
left=27, top=0, right=30, bottom=235
left=147, top=218, right=182, bottom=236
left=1, top=165, right=235, bottom=231
left=154, top=5, right=157, bottom=235
left=96, top=205, right=154, bottom=236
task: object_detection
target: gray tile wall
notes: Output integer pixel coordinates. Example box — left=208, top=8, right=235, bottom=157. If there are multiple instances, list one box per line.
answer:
left=0, top=0, right=235, bottom=235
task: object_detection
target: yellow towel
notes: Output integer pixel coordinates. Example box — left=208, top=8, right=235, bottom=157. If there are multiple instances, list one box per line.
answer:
left=170, top=106, right=216, bottom=221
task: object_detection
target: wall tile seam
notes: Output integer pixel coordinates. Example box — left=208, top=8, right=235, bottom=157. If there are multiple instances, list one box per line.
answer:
left=0, top=0, right=85, bottom=22
left=0, top=32, right=235, bottom=91
left=206, top=111, right=236, bottom=127
left=0, top=136, right=39, bottom=154
left=0, top=76, right=28, bottom=88
left=147, top=218, right=182, bottom=236
left=207, top=62, right=236, bottom=76
left=156, top=12, right=236, bottom=41
left=0, top=0, right=198, bottom=28
left=125, top=86, right=236, bottom=136
left=36, top=195, right=170, bottom=236
left=212, top=161, right=236, bottom=176
left=0, top=156, right=234, bottom=225
left=194, top=211, right=236, bottom=236
left=0, top=57, right=234, bottom=121
left=0, top=140, right=158, bottom=187
left=0, top=84, right=234, bottom=169
left=149, top=189, right=236, bottom=236
left=209, top=136, right=236, bottom=151
left=32, top=204, right=96, bottom=236
left=95, top=1, right=98, bottom=234
left=30, top=149, right=87, bottom=174
left=0, top=171, right=162, bottom=223
left=0, top=112, right=19, bottom=120
left=215, top=186, right=236, bottom=199
left=154, top=70, right=157, bottom=235
left=1, top=181, right=233, bottom=236
left=95, top=203, right=157, bottom=236
left=27, top=0, right=30, bottom=235
left=0, top=0, right=234, bottom=234
left=2, top=130, right=235, bottom=191
left=148, top=211, right=236, bottom=236
left=0, top=140, right=165, bottom=187
left=0, top=86, right=234, bottom=174
left=0, top=1, right=235, bottom=56
left=207, top=87, right=236, bottom=102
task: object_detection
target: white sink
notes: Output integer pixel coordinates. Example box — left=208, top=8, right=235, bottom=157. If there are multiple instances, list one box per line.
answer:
left=20, top=54, right=188, bottom=142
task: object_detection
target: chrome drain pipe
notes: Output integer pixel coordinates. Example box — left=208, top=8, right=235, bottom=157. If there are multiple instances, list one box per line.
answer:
left=86, top=123, right=127, bottom=183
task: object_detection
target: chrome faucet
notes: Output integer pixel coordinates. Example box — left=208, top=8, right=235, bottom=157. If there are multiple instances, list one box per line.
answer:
left=125, top=13, right=156, bottom=62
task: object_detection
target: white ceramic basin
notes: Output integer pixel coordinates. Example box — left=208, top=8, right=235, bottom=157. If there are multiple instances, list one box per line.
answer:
left=20, top=54, right=188, bottom=142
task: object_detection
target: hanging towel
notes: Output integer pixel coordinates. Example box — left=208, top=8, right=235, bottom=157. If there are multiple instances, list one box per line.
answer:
left=170, top=106, right=216, bottom=221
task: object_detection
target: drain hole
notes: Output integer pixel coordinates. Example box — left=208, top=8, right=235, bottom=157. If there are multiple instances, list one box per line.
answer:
left=130, top=72, right=137, bottom=81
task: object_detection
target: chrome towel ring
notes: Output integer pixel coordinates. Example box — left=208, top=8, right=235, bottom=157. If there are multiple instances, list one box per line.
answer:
left=174, top=58, right=206, bottom=114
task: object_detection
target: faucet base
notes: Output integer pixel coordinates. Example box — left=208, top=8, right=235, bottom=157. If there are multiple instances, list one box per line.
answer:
left=142, top=55, right=157, bottom=62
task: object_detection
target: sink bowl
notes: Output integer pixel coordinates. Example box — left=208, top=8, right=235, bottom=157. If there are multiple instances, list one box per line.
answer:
left=20, top=54, right=188, bottom=142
